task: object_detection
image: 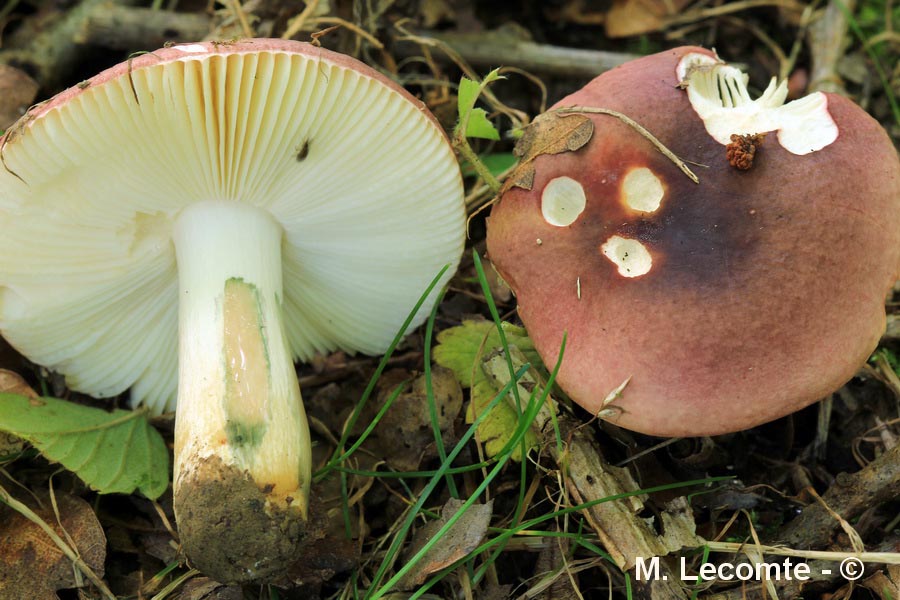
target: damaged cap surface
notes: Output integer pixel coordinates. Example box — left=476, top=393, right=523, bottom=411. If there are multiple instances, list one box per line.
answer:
left=487, top=46, right=900, bottom=436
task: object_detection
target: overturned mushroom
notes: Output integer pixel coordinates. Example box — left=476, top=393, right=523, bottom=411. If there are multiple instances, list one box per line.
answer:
left=0, top=40, right=465, bottom=581
left=487, top=46, right=900, bottom=436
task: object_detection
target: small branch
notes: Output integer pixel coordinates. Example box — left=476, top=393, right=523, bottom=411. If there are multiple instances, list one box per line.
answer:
left=777, top=441, right=900, bottom=549
left=882, top=313, right=900, bottom=342
left=555, top=106, right=700, bottom=184
left=702, top=536, right=900, bottom=600
left=0, top=0, right=142, bottom=89
left=74, top=5, right=212, bottom=51
left=394, top=26, right=638, bottom=79
left=703, top=541, right=900, bottom=564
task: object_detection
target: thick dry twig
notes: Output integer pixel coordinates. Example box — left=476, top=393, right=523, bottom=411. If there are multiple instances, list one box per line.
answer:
left=74, top=5, right=211, bottom=50
left=703, top=536, right=900, bottom=600
left=778, top=441, right=900, bottom=549
left=883, top=314, right=900, bottom=342
left=0, top=0, right=140, bottom=89
left=395, top=26, right=638, bottom=79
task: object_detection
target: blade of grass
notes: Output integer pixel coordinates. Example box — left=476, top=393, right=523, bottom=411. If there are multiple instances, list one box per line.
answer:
left=316, top=265, right=450, bottom=480
left=332, top=461, right=494, bottom=478
left=365, top=362, right=532, bottom=598
left=839, top=0, right=900, bottom=126
left=338, top=380, right=408, bottom=538
left=472, top=333, right=567, bottom=585
left=472, top=251, right=530, bottom=521
left=423, top=287, right=458, bottom=498
left=369, top=362, right=550, bottom=599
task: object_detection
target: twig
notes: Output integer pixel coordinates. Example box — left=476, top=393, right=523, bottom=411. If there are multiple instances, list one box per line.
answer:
left=0, top=0, right=141, bottom=89
left=704, top=541, right=900, bottom=564
left=0, top=481, right=116, bottom=600
left=281, top=0, right=320, bottom=40
left=74, top=5, right=211, bottom=50
left=394, top=21, right=528, bottom=129
left=394, top=26, right=638, bottom=80
left=306, top=17, right=384, bottom=49
left=778, top=441, right=900, bottom=549
left=664, top=0, right=806, bottom=27
left=555, top=106, right=700, bottom=184
left=702, top=536, right=900, bottom=600
left=225, top=0, right=254, bottom=38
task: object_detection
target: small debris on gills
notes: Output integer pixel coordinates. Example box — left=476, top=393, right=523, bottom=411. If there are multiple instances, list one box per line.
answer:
left=726, top=133, right=767, bottom=170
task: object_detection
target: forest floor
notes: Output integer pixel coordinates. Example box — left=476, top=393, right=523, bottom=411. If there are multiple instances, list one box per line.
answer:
left=1, top=0, right=900, bottom=599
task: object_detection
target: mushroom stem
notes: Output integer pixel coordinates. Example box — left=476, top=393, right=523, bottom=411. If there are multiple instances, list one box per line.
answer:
left=171, top=200, right=310, bottom=582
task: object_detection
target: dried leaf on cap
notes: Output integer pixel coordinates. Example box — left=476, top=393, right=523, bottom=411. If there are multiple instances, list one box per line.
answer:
left=503, top=113, right=593, bottom=192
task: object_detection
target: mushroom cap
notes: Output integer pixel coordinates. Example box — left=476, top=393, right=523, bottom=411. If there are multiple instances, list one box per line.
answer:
left=0, top=39, right=465, bottom=413
left=487, top=46, right=900, bottom=436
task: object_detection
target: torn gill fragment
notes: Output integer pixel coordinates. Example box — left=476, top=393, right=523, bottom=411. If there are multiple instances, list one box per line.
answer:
left=677, top=51, right=838, bottom=155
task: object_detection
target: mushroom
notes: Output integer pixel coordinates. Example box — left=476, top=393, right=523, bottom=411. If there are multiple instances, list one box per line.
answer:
left=0, top=40, right=465, bottom=580
left=487, top=46, right=900, bottom=436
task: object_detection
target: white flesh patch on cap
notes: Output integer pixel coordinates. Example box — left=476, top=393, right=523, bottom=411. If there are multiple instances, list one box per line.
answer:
left=601, top=235, right=652, bottom=277
left=171, top=44, right=208, bottom=53
left=541, top=176, right=586, bottom=227
left=621, top=167, right=664, bottom=213
left=0, top=49, right=465, bottom=415
left=677, top=52, right=838, bottom=155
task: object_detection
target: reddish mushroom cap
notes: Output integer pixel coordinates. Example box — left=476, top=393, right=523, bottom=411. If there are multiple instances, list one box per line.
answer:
left=487, top=46, right=900, bottom=436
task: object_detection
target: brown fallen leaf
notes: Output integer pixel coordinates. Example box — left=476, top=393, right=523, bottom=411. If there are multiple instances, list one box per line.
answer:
left=0, top=65, right=39, bottom=131
left=0, top=492, right=107, bottom=599
left=0, top=369, right=38, bottom=457
left=605, top=0, right=691, bottom=38
left=0, top=369, right=38, bottom=398
left=532, top=534, right=580, bottom=600
left=398, top=498, right=493, bottom=589
left=503, top=112, right=593, bottom=192
left=372, top=366, right=463, bottom=472
left=175, top=577, right=243, bottom=599
left=862, top=564, right=900, bottom=600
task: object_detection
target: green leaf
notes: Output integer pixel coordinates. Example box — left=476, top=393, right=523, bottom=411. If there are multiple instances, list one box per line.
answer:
left=434, top=320, right=542, bottom=460
left=465, top=108, right=500, bottom=140
left=457, top=70, right=503, bottom=141
left=461, top=152, right=517, bottom=178
left=0, top=394, right=169, bottom=499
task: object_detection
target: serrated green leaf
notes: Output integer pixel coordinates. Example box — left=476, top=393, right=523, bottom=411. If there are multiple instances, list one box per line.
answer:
left=465, top=108, right=501, bottom=140
left=457, top=70, right=503, bottom=141
left=0, top=394, right=169, bottom=499
left=434, top=320, right=542, bottom=460
left=457, top=77, right=481, bottom=123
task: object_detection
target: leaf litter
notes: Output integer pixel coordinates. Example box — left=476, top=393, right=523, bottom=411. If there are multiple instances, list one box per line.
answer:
left=0, top=492, right=106, bottom=599
left=1, top=1, right=900, bottom=597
